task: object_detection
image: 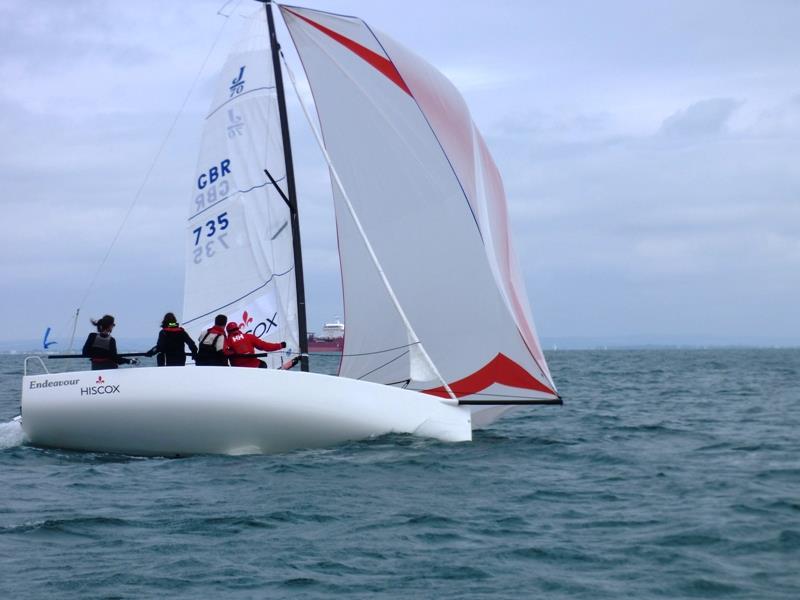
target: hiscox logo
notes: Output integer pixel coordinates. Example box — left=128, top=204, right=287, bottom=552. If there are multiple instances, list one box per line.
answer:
left=81, top=375, right=120, bottom=396
left=239, top=310, right=279, bottom=339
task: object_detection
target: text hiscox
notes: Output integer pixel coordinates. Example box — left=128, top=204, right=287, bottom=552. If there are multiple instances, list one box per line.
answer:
left=81, top=384, right=120, bottom=396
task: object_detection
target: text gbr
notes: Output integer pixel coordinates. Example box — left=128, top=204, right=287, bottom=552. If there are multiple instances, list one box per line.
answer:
left=194, top=159, right=232, bottom=214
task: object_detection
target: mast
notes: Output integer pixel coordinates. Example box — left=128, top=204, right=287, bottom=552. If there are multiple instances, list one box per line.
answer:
left=264, top=0, right=309, bottom=372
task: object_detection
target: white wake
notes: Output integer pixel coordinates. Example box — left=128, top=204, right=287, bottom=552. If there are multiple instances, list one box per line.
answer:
left=0, top=417, right=26, bottom=449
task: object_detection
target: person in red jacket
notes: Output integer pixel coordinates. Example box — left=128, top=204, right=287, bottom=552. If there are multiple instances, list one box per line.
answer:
left=224, top=322, right=286, bottom=368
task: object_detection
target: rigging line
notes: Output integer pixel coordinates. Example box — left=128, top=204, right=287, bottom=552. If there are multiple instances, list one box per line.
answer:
left=357, top=350, right=409, bottom=381
left=205, top=85, right=277, bottom=119
left=51, top=307, right=79, bottom=353
left=216, top=0, right=237, bottom=17
left=188, top=176, right=286, bottom=220
left=66, top=308, right=80, bottom=354
left=283, top=342, right=418, bottom=358
left=386, top=379, right=411, bottom=388
left=76, top=2, right=243, bottom=310
left=279, top=49, right=458, bottom=405
left=182, top=265, right=295, bottom=326
left=340, top=341, right=418, bottom=358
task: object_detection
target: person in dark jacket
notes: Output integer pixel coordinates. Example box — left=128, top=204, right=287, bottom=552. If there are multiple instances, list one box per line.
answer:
left=82, top=314, right=136, bottom=370
left=147, top=312, right=198, bottom=366
left=195, top=314, right=229, bottom=366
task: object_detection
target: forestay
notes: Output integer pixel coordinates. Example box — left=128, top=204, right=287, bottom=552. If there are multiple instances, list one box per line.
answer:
left=281, top=5, right=558, bottom=418
left=183, top=9, right=298, bottom=368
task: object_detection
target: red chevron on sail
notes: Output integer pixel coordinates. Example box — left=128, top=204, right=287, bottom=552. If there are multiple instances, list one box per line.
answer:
left=423, top=353, right=555, bottom=399
left=284, top=8, right=412, bottom=97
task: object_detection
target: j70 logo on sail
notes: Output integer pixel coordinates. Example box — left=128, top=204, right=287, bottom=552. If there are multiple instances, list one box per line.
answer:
left=229, top=65, right=246, bottom=97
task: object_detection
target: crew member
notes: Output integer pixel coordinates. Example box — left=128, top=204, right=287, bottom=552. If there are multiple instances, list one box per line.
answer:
left=82, top=314, right=137, bottom=370
left=224, top=322, right=286, bottom=368
left=195, top=314, right=229, bottom=366
left=148, top=312, right=198, bottom=366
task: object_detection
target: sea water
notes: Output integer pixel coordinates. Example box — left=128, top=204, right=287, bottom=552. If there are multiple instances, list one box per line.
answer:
left=0, top=349, right=798, bottom=598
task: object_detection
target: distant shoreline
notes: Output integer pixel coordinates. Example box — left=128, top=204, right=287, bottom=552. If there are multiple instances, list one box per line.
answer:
left=2, top=345, right=798, bottom=355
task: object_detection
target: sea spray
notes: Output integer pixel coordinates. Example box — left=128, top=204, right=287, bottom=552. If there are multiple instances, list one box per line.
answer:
left=0, top=417, right=25, bottom=449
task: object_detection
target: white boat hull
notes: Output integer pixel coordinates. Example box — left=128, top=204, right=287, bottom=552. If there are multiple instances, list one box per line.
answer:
left=21, top=367, right=472, bottom=456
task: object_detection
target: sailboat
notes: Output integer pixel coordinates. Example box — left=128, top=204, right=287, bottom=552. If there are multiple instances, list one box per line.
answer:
left=20, top=1, right=560, bottom=456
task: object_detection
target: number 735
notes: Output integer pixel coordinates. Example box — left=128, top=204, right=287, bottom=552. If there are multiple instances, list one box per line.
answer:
left=193, top=212, right=229, bottom=245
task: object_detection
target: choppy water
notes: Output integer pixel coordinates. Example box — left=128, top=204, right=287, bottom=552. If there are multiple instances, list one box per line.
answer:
left=0, top=349, right=798, bottom=598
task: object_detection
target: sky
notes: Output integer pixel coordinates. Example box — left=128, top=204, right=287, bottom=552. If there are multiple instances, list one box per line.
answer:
left=1, top=0, right=798, bottom=349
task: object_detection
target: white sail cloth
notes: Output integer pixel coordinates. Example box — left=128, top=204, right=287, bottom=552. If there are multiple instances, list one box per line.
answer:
left=281, top=6, right=557, bottom=410
left=182, top=10, right=298, bottom=367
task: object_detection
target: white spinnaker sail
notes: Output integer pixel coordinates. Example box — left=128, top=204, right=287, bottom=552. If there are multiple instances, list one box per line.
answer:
left=182, top=9, right=297, bottom=368
left=281, top=6, right=557, bottom=408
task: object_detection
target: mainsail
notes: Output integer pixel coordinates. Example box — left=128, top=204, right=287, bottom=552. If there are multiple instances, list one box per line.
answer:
left=280, top=5, right=558, bottom=414
left=182, top=9, right=298, bottom=368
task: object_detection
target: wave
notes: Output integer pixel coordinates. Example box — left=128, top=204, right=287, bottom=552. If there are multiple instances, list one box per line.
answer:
left=0, top=516, right=130, bottom=536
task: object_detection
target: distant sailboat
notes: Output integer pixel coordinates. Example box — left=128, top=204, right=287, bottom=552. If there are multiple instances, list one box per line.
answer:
left=21, top=1, right=559, bottom=456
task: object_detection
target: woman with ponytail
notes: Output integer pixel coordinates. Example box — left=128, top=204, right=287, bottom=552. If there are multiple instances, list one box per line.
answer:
left=81, top=314, right=136, bottom=370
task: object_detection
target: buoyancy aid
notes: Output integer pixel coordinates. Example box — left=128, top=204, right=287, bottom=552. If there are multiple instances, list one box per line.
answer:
left=156, top=325, right=198, bottom=366
left=82, top=332, right=126, bottom=370
left=196, top=326, right=227, bottom=366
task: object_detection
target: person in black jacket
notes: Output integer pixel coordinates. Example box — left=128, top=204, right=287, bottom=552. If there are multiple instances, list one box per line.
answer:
left=148, top=312, right=198, bottom=366
left=82, top=314, right=136, bottom=370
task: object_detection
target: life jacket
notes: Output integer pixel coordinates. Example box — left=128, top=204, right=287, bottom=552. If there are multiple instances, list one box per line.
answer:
left=90, top=333, right=113, bottom=356
left=196, top=327, right=227, bottom=366
left=156, top=326, right=193, bottom=366
left=83, top=332, right=120, bottom=369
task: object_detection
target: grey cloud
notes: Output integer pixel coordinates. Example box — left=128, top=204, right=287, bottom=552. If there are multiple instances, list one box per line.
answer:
left=752, top=93, right=800, bottom=136
left=488, top=96, right=799, bottom=342
left=659, top=98, right=742, bottom=137
left=494, top=110, right=615, bottom=144
left=0, top=2, right=152, bottom=73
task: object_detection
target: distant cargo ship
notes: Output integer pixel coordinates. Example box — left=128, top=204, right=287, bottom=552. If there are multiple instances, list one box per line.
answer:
left=307, top=319, right=344, bottom=352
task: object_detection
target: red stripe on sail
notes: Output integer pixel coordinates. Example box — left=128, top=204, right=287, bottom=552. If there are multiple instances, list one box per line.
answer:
left=284, top=8, right=413, bottom=97
left=423, top=353, right=556, bottom=399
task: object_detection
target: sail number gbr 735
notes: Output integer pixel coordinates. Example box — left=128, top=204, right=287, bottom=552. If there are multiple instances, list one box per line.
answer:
left=192, top=160, right=232, bottom=264
left=192, top=212, right=229, bottom=263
